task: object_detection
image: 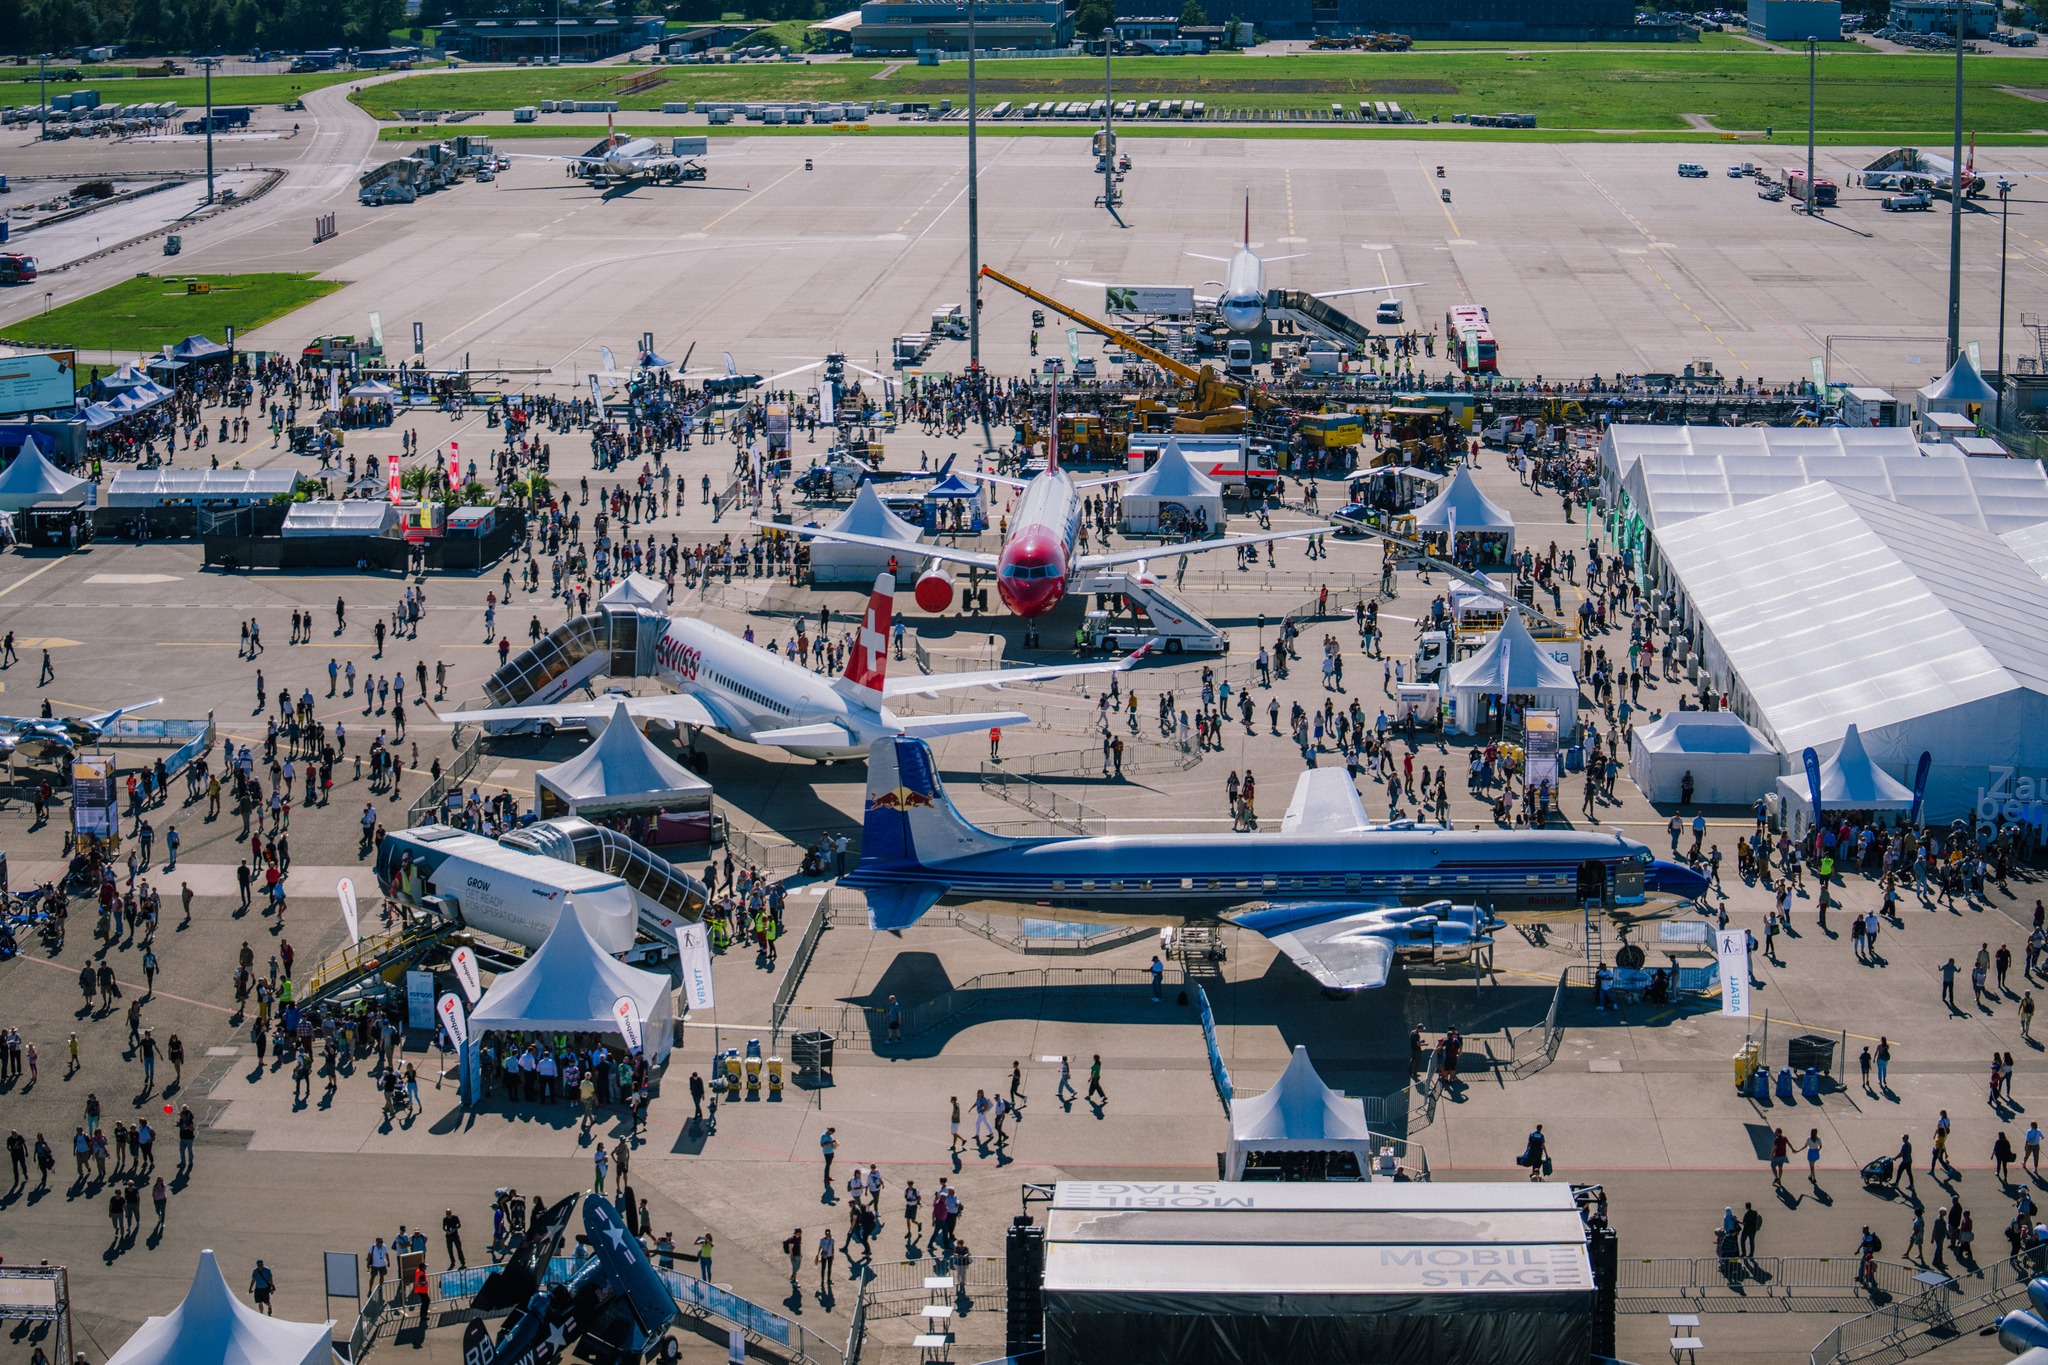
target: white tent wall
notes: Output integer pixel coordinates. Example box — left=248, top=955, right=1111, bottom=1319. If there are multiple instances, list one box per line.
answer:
left=1628, top=714, right=1780, bottom=806
left=1831, top=692, right=2048, bottom=828
left=806, top=482, right=925, bottom=585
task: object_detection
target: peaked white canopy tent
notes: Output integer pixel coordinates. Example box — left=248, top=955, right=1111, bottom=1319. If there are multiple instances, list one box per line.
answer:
left=105, top=1249, right=337, bottom=1365
left=534, top=700, right=713, bottom=840
left=1225, top=1046, right=1382, bottom=1181
left=1444, top=614, right=1579, bottom=737
left=468, top=899, right=675, bottom=1062
left=1774, top=724, right=1917, bottom=837
left=1410, top=464, right=1514, bottom=562
left=1121, top=439, right=1224, bottom=534
left=600, top=572, right=670, bottom=615
left=806, top=481, right=924, bottom=584
left=1629, top=711, right=1780, bottom=806
left=1917, top=352, right=1998, bottom=427
left=0, top=446, right=88, bottom=511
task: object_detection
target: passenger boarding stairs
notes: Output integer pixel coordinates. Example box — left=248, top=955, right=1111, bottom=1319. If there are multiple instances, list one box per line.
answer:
left=1265, top=290, right=1377, bottom=355
left=500, top=817, right=708, bottom=945
left=1077, top=570, right=1228, bottom=653
left=477, top=605, right=669, bottom=728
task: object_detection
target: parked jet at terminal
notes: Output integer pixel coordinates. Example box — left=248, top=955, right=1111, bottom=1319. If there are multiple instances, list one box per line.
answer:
left=510, top=113, right=707, bottom=187
left=842, top=736, right=1711, bottom=930
left=440, top=574, right=1137, bottom=761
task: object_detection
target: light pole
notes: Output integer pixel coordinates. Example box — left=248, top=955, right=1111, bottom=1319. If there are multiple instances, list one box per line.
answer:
left=1997, top=176, right=2013, bottom=426
left=198, top=55, right=219, bottom=205
left=1948, top=0, right=1966, bottom=365
left=1100, top=35, right=1117, bottom=214
left=966, top=0, right=992, bottom=448
left=1804, top=37, right=1816, bottom=218
left=37, top=52, right=47, bottom=142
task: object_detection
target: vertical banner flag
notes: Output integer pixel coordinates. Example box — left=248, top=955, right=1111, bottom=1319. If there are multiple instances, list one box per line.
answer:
left=600, top=344, right=616, bottom=376
left=448, top=440, right=461, bottom=491
left=437, top=993, right=469, bottom=1047
left=450, top=946, right=482, bottom=1004
left=1717, top=929, right=1751, bottom=1017
left=388, top=453, right=401, bottom=505
left=612, top=996, right=643, bottom=1054
left=675, top=923, right=714, bottom=1011
left=1909, top=751, right=1932, bottom=829
left=1802, top=746, right=1824, bottom=827
left=337, top=877, right=359, bottom=944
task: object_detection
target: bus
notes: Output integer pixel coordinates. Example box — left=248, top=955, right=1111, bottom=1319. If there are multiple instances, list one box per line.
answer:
left=1447, top=305, right=1497, bottom=374
left=1784, top=166, right=1838, bottom=207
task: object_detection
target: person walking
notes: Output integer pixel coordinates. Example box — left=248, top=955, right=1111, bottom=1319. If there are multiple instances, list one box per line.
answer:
left=1087, top=1054, right=1107, bottom=1104
left=1805, top=1128, right=1823, bottom=1183
left=443, top=1209, right=465, bottom=1269
left=249, top=1260, right=276, bottom=1314
left=815, top=1229, right=836, bottom=1292
left=949, top=1098, right=964, bottom=1151
left=784, top=1229, right=803, bottom=1285
left=819, top=1126, right=837, bottom=1189
left=695, top=1232, right=714, bottom=1280
left=1739, top=1202, right=1761, bottom=1258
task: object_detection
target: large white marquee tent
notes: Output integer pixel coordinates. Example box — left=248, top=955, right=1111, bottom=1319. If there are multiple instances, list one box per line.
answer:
left=105, top=1249, right=337, bottom=1365
left=804, top=481, right=924, bottom=584
left=1654, top=482, right=2048, bottom=823
left=468, top=899, right=675, bottom=1062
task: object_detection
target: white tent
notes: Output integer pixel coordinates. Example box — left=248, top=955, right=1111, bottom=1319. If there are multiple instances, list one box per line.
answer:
left=806, top=481, right=925, bottom=585
left=281, top=501, right=398, bottom=538
left=0, top=446, right=87, bottom=511
left=469, top=897, right=675, bottom=1062
left=104, top=469, right=296, bottom=506
left=1225, top=1046, right=1380, bottom=1181
left=106, top=1249, right=337, bottom=1365
left=346, top=379, right=398, bottom=400
left=1917, top=352, right=1998, bottom=428
left=1774, top=723, right=1917, bottom=836
left=599, top=572, right=670, bottom=615
left=535, top=700, right=712, bottom=822
left=1655, top=482, right=2048, bottom=823
left=1121, top=439, right=1223, bottom=534
left=1410, top=463, right=1514, bottom=560
left=1629, top=711, right=1780, bottom=806
left=1444, top=614, right=1579, bottom=737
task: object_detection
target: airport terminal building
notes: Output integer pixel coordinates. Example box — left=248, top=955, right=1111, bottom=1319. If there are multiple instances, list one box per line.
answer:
left=1115, top=0, right=1659, bottom=41
left=852, top=0, right=1071, bottom=52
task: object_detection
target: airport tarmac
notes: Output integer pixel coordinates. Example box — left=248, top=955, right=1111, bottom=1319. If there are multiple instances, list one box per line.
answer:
left=0, top=82, right=2041, bottom=1365
left=0, top=78, right=2045, bottom=387
left=0, top=404, right=2034, bottom=1365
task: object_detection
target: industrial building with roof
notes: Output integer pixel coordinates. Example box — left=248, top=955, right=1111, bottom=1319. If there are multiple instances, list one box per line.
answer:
left=1121, top=0, right=1673, bottom=40
left=851, top=0, right=1070, bottom=53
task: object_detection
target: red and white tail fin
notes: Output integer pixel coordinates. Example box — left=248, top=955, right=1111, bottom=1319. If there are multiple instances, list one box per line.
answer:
left=836, top=572, right=893, bottom=702
left=607, top=111, right=619, bottom=149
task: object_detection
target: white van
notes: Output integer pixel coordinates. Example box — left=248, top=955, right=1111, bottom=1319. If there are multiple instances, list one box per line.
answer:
left=1376, top=298, right=1404, bottom=325
left=1225, top=339, right=1254, bottom=376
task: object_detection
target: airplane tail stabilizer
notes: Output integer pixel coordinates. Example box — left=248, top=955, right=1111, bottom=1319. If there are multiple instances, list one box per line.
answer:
left=847, top=737, right=1012, bottom=927
left=831, top=573, right=893, bottom=704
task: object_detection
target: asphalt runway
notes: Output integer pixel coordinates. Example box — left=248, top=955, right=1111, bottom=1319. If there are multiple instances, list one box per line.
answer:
left=3, top=82, right=2047, bottom=388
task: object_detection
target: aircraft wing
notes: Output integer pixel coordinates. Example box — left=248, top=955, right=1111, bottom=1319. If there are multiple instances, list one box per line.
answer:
left=959, top=470, right=1029, bottom=490
left=1186, top=252, right=1231, bottom=263
left=1076, top=473, right=1136, bottom=489
left=758, top=521, right=1000, bottom=571
left=83, top=698, right=164, bottom=730
left=750, top=721, right=855, bottom=751
left=1311, top=279, right=1428, bottom=301
left=886, top=710, right=1031, bottom=742
left=440, top=693, right=721, bottom=730
left=882, top=649, right=1146, bottom=700
left=1076, top=526, right=1321, bottom=571
left=474, top=1193, right=579, bottom=1312
left=1235, top=906, right=1400, bottom=991
left=1281, top=768, right=1371, bottom=835
left=583, top=1195, right=678, bottom=1339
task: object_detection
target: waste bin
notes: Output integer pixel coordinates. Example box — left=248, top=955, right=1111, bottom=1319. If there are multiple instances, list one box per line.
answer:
left=793, top=1030, right=834, bottom=1075
left=1788, top=1034, right=1836, bottom=1076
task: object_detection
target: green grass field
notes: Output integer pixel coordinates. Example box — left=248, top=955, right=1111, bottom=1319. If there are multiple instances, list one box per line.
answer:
left=353, top=48, right=2048, bottom=135
left=13, top=70, right=361, bottom=109
left=12, top=273, right=344, bottom=353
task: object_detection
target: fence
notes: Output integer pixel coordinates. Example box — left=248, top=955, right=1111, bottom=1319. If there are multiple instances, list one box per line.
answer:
left=404, top=728, right=487, bottom=828
left=1196, top=983, right=1232, bottom=1116
left=1502, top=966, right=1584, bottom=1079
left=978, top=766, right=1107, bottom=834
left=346, top=1286, right=389, bottom=1359
left=1809, top=1252, right=2040, bottom=1365
left=1616, top=1255, right=1946, bottom=1315
left=769, top=889, right=837, bottom=1032
left=979, top=735, right=1200, bottom=782
left=848, top=1256, right=1008, bottom=1365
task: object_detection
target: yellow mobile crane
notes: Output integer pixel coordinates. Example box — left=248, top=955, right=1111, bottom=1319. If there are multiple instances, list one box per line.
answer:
left=978, top=264, right=1276, bottom=433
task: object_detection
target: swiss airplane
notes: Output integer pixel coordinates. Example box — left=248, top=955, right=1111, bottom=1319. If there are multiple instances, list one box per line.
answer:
left=511, top=113, right=708, bottom=186
left=440, top=574, right=1137, bottom=761
left=764, top=394, right=1320, bottom=619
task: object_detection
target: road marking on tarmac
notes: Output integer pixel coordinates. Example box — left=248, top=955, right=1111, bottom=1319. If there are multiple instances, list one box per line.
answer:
left=0, top=556, right=65, bottom=602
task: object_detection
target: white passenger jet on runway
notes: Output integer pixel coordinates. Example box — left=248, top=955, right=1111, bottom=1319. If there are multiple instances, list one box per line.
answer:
left=440, top=574, right=1137, bottom=762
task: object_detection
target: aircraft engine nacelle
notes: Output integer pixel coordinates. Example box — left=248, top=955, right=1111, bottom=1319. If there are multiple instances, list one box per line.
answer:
left=914, top=567, right=954, bottom=613
left=1999, top=1309, right=2048, bottom=1355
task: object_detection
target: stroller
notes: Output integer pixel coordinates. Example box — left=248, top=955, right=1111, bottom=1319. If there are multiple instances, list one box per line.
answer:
left=1860, top=1155, right=1895, bottom=1190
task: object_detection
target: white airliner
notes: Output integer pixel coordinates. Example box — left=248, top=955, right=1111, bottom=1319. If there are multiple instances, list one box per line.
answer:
left=439, top=574, right=1138, bottom=762
left=511, top=114, right=707, bottom=185
left=1073, top=192, right=1425, bottom=335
